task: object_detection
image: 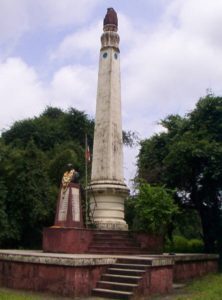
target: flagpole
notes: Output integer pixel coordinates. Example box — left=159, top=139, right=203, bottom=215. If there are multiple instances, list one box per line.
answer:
left=85, top=134, right=88, bottom=227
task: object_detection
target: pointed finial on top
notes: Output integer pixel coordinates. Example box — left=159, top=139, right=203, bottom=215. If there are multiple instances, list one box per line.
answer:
left=103, top=8, right=118, bottom=32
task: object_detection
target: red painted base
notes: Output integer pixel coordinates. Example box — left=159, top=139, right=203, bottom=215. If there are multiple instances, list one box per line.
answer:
left=43, top=227, right=94, bottom=253
left=42, top=227, right=164, bottom=254
left=174, top=260, right=218, bottom=282
left=0, top=253, right=218, bottom=298
left=0, top=260, right=106, bottom=297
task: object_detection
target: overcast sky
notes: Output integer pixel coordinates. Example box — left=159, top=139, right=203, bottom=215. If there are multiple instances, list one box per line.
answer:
left=1, top=0, right=222, bottom=186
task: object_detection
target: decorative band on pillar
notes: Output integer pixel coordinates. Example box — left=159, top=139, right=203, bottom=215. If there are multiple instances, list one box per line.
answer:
left=101, top=32, right=120, bottom=51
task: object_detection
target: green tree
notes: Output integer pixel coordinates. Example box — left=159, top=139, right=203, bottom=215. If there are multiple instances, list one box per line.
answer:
left=138, top=95, right=222, bottom=253
left=3, top=141, right=55, bottom=248
left=0, top=180, right=9, bottom=245
left=132, top=182, right=178, bottom=234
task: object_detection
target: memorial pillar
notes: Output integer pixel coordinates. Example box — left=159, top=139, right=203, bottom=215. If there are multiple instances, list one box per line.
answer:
left=88, top=8, right=129, bottom=230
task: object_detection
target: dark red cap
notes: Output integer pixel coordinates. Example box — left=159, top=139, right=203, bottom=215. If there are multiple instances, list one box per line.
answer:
left=103, top=8, right=118, bottom=28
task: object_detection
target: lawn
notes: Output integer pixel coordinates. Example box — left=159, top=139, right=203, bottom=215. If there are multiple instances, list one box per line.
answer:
left=175, top=273, right=222, bottom=300
left=0, top=288, right=40, bottom=300
left=153, top=273, right=222, bottom=300
left=0, top=288, right=71, bottom=300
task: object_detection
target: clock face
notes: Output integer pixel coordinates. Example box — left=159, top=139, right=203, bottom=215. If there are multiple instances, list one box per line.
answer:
left=114, top=53, right=118, bottom=59
left=103, top=52, right=108, bottom=58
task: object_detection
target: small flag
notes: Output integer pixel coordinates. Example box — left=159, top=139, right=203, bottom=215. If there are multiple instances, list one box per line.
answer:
left=85, top=145, right=91, bottom=162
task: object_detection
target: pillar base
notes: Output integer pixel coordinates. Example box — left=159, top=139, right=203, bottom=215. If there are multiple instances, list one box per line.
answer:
left=94, top=220, right=128, bottom=231
left=88, top=180, right=129, bottom=231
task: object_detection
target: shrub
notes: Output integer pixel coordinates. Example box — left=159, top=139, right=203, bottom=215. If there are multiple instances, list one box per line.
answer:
left=165, top=235, right=204, bottom=253
left=188, top=239, right=204, bottom=253
left=134, top=181, right=178, bottom=234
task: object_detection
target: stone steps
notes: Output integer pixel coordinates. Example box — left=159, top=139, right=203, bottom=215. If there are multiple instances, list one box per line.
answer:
left=88, top=249, right=144, bottom=255
left=88, top=240, right=140, bottom=249
left=107, top=267, right=146, bottom=276
left=94, top=230, right=130, bottom=235
left=92, top=240, right=138, bottom=246
left=88, top=246, right=141, bottom=251
left=98, top=281, right=138, bottom=292
left=87, top=230, right=150, bottom=255
left=92, top=257, right=150, bottom=299
left=112, top=263, right=149, bottom=270
left=93, top=236, right=133, bottom=240
left=101, top=274, right=141, bottom=284
left=117, top=258, right=152, bottom=265
left=92, top=288, right=133, bottom=299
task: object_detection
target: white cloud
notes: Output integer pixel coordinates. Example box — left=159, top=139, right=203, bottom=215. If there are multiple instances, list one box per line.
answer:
left=40, top=0, right=102, bottom=28
left=0, top=57, right=47, bottom=131
left=0, top=0, right=29, bottom=56
left=50, top=21, right=101, bottom=62
left=0, top=0, right=102, bottom=55
left=0, top=58, right=97, bottom=132
left=170, top=0, right=222, bottom=45
left=49, top=65, right=97, bottom=114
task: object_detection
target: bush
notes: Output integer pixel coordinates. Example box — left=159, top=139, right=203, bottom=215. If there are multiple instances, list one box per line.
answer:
left=165, top=235, right=204, bottom=253
left=134, top=181, right=178, bottom=234
left=188, top=238, right=204, bottom=253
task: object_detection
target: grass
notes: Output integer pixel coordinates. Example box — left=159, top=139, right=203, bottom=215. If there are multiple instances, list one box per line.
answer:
left=152, top=273, right=222, bottom=300
left=0, top=288, right=71, bottom=300
left=174, top=273, right=222, bottom=300
left=0, top=289, right=40, bottom=300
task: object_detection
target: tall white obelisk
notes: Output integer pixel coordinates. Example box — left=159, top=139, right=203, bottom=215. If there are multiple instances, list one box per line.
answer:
left=89, top=8, right=129, bottom=230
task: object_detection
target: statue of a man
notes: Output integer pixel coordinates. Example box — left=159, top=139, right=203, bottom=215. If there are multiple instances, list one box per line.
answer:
left=61, top=163, right=79, bottom=192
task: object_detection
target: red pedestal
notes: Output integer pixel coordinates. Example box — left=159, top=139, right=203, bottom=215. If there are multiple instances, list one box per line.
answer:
left=43, top=227, right=94, bottom=253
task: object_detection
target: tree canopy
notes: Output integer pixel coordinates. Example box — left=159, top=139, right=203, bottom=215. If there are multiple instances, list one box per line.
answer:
left=138, top=95, right=222, bottom=253
left=0, top=106, right=135, bottom=248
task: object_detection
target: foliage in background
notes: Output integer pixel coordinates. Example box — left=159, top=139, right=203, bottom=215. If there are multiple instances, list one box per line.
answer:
left=137, top=95, right=222, bottom=253
left=0, top=106, right=94, bottom=248
left=164, top=235, right=204, bottom=253
left=172, top=209, right=202, bottom=240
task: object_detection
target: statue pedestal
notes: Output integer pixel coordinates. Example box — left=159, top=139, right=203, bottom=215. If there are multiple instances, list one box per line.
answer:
left=54, top=183, right=83, bottom=228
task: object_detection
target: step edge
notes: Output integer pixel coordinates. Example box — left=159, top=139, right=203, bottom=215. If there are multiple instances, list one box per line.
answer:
left=103, top=274, right=141, bottom=279
left=113, top=263, right=149, bottom=267
left=108, top=268, right=145, bottom=272
left=93, top=288, right=133, bottom=295
left=98, top=281, right=138, bottom=287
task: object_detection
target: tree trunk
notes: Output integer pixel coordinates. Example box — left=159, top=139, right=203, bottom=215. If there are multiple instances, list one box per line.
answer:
left=199, top=206, right=217, bottom=253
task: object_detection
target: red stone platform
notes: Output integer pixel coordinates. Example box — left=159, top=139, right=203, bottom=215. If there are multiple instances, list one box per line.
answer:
left=0, top=250, right=218, bottom=299
left=42, top=227, right=163, bottom=254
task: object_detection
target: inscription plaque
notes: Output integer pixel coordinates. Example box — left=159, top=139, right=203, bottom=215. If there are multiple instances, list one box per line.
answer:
left=58, top=189, right=69, bottom=221
left=72, top=187, right=80, bottom=221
